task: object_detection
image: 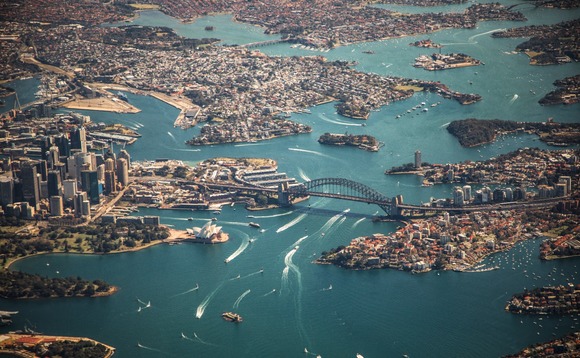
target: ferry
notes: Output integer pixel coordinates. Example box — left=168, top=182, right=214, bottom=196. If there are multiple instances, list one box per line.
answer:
left=117, top=91, right=129, bottom=102
left=249, top=222, right=261, bottom=228
left=222, top=312, right=243, bottom=322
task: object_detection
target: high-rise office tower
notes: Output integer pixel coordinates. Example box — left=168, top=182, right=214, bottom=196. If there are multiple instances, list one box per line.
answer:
left=0, top=177, right=14, bottom=208
left=47, top=170, right=62, bottom=197
left=20, top=162, right=40, bottom=209
left=71, top=126, right=87, bottom=153
left=116, top=158, right=129, bottom=187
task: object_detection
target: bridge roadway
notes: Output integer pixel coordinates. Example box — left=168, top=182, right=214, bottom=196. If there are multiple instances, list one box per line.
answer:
left=199, top=180, right=571, bottom=216
left=398, top=197, right=570, bottom=213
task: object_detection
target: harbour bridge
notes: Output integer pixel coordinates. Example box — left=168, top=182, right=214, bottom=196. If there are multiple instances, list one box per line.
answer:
left=201, top=177, right=567, bottom=217
left=285, top=178, right=395, bottom=215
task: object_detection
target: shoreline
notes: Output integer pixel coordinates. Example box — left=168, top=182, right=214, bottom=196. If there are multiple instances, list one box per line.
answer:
left=0, top=333, right=115, bottom=358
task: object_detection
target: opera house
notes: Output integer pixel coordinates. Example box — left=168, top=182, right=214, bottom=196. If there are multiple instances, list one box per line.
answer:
left=186, top=221, right=229, bottom=244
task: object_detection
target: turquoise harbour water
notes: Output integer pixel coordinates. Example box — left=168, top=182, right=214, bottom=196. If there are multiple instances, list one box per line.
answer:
left=2, top=3, right=580, bottom=357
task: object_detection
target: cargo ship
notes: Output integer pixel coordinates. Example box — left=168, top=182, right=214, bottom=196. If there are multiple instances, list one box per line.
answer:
left=222, top=312, right=243, bottom=322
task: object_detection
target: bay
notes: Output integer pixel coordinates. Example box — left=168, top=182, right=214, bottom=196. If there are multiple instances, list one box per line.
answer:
left=3, top=3, right=580, bottom=357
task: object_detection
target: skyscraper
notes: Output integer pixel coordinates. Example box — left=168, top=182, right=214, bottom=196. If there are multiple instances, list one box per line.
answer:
left=63, top=179, right=77, bottom=200
left=414, top=150, right=422, bottom=169
left=50, top=196, right=63, bottom=216
left=0, top=177, right=14, bottom=208
left=48, top=145, right=60, bottom=169
left=104, top=170, right=117, bottom=194
left=20, top=162, right=40, bottom=209
left=55, top=134, right=70, bottom=157
left=71, top=126, right=87, bottom=153
left=81, top=170, right=100, bottom=205
left=116, top=158, right=129, bottom=187
left=47, top=170, right=62, bottom=197
left=119, top=149, right=131, bottom=167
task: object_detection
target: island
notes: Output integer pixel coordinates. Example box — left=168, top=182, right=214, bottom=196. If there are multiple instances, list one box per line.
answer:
left=318, top=133, right=381, bottom=152
left=446, top=118, right=580, bottom=147
left=505, top=284, right=580, bottom=315
left=413, top=53, right=481, bottom=71
left=409, top=39, right=442, bottom=48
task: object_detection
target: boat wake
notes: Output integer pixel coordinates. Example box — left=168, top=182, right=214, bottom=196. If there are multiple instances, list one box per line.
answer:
left=263, top=289, right=277, bottom=297
left=167, top=131, right=177, bottom=143
left=304, top=347, right=320, bottom=356
left=322, top=284, right=333, bottom=291
left=509, top=94, right=519, bottom=104
left=276, top=213, right=307, bottom=233
left=352, top=217, right=365, bottom=228
left=224, top=239, right=250, bottom=263
left=253, top=211, right=293, bottom=219
left=195, top=283, right=224, bottom=319
left=171, top=148, right=201, bottom=152
left=467, top=28, right=506, bottom=43
left=240, top=269, right=264, bottom=279
left=136, top=343, right=164, bottom=353
left=171, top=284, right=199, bottom=298
left=440, top=122, right=451, bottom=128
left=318, top=113, right=362, bottom=127
left=218, top=220, right=250, bottom=227
left=292, top=235, right=309, bottom=248
left=233, top=289, right=251, bottom=309
left=298, top=167, right=311, bottom=182
left=181, top=332, right=195, bottom=342
left=320, top=209, right=350, bottom=233
left=182, top=332, right=217, bottom=346
left=281, top=266, right=290, bottom=291
left=193, top=332, right=217, bottom=346
left=288, top=147, right=333, bottom=159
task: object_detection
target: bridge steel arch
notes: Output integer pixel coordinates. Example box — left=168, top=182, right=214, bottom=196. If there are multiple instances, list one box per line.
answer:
left=288, top=178, right=392, bottom=214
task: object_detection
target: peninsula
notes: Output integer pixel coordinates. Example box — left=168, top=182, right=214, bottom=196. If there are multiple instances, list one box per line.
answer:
left=492, top=19, right=579, bottom=66
left=385, top=147, right=578, bottom=190
left=505, top=284, right=580, bottom=315
left=446, top=118, right=580, bottom=147
left=539, top=75, right=580, bottom=106
left=504, top=332, right=580, bottom=358
left=316, top=205, right=579, bottom=273
left=0, top=333, right=115, bottom=358
left=0, top=270, right=116, bottom=299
